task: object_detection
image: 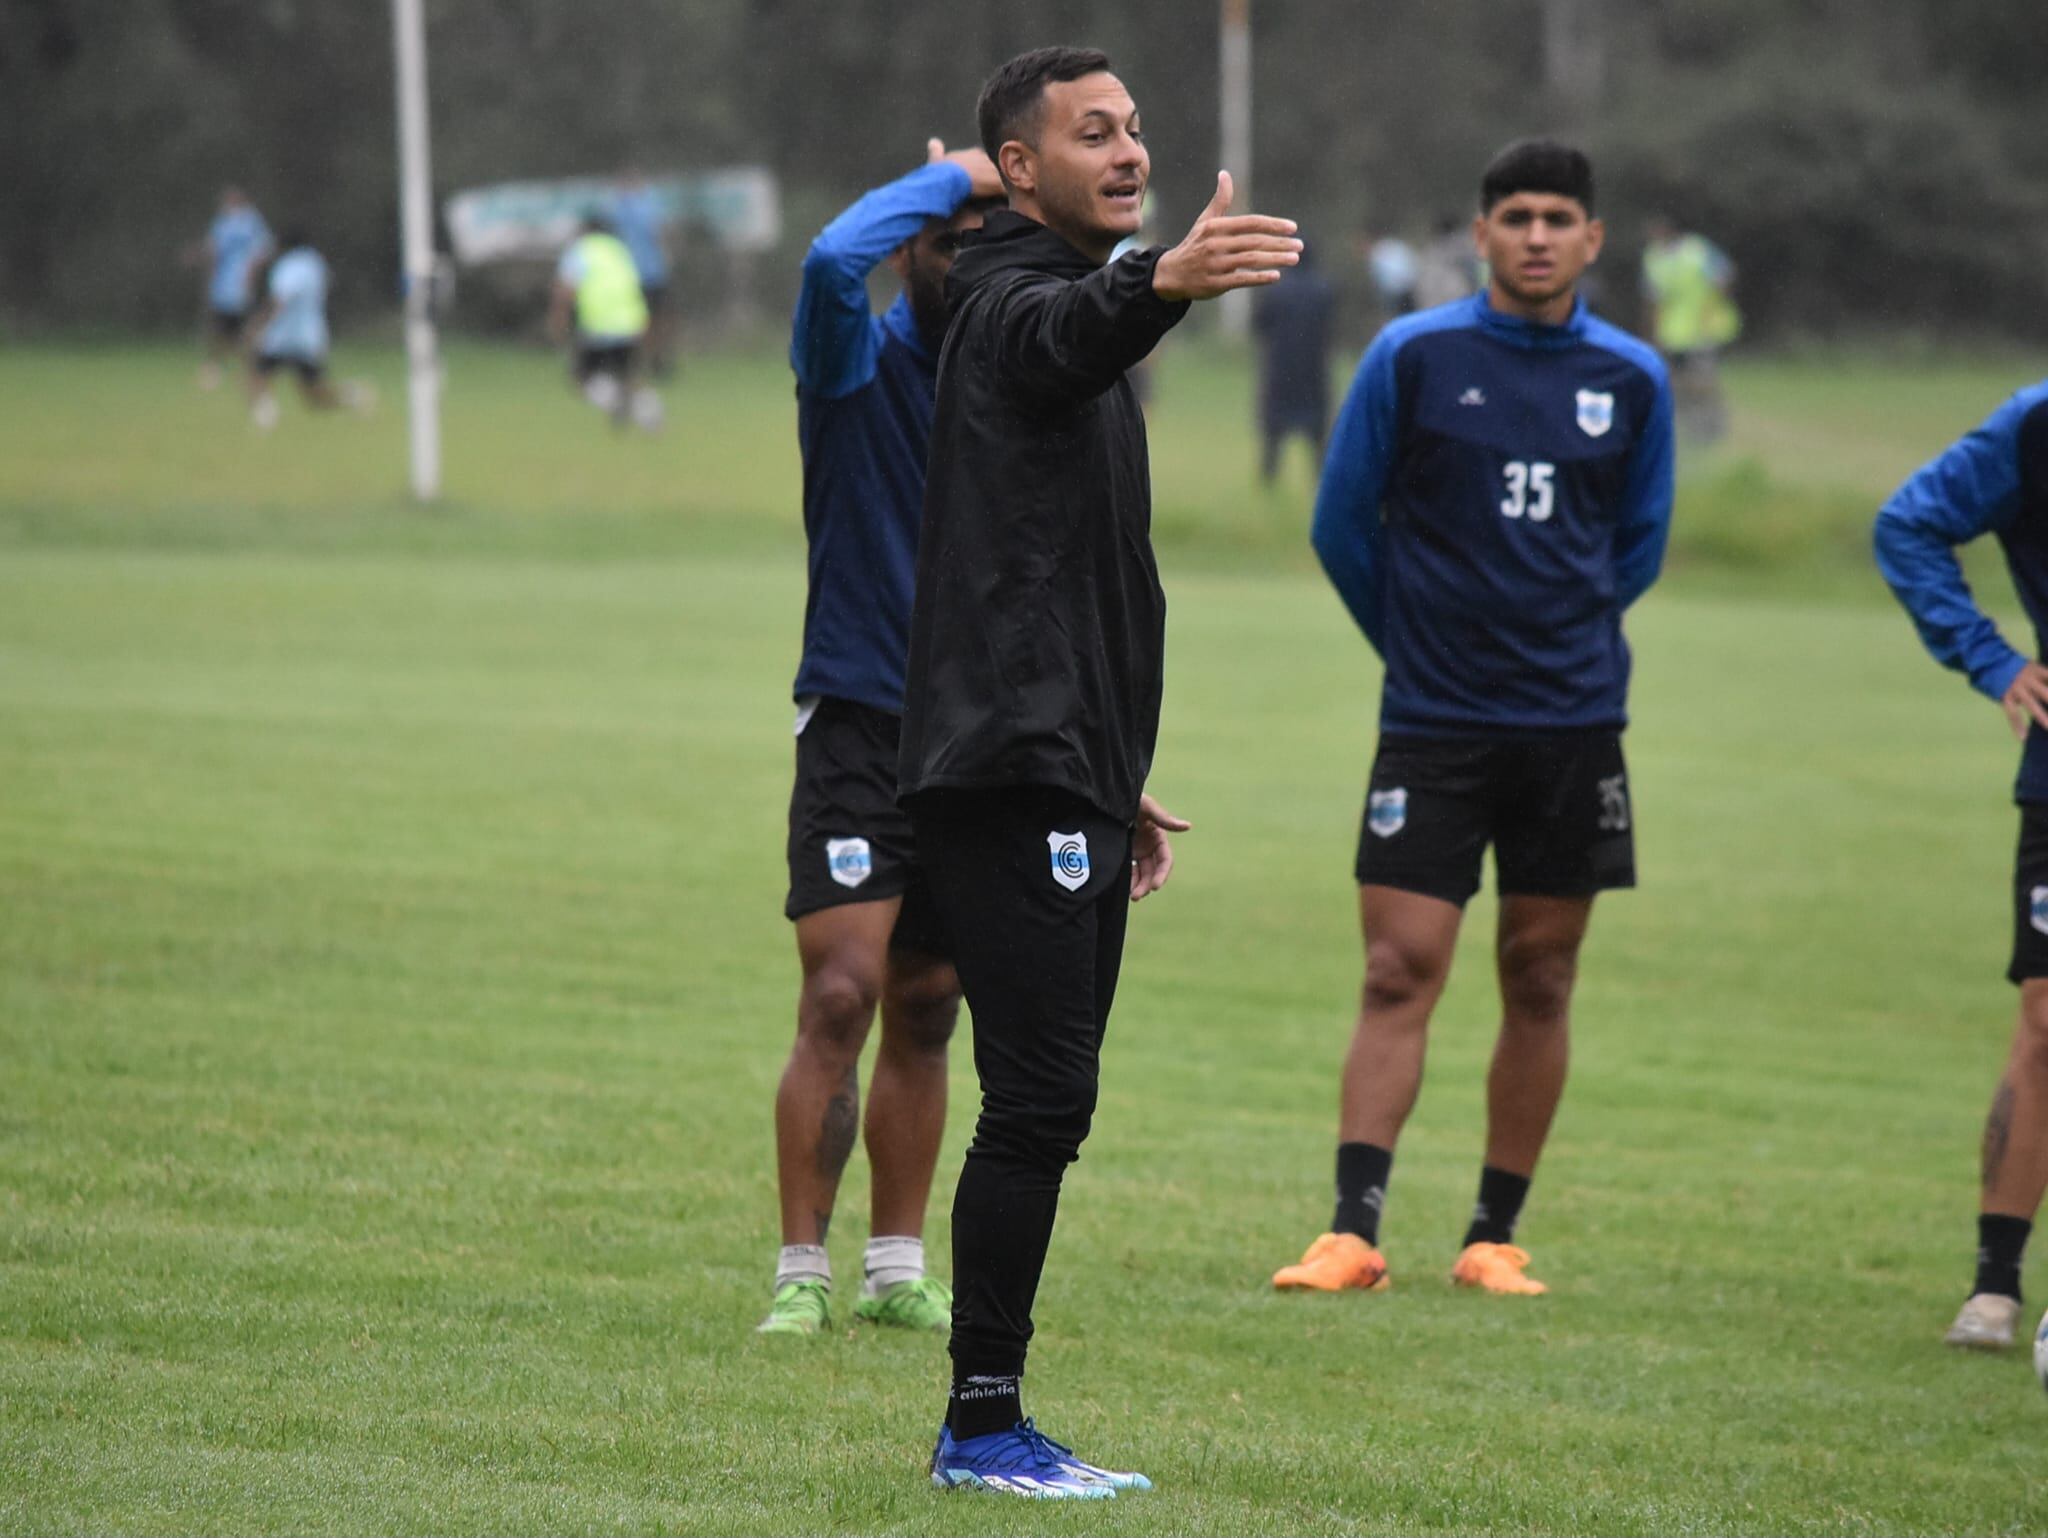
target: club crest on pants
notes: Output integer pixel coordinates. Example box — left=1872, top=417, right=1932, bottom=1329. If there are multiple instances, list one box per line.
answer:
left=1048, top=831, right=1090, bottom=892
left=1367, top=788, right=1408, bottom=838
left=2032, top=885, right=2048, bottom=936
left=826, top=836, right=872, bottom=889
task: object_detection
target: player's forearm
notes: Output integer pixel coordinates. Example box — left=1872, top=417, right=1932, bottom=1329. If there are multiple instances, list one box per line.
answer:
left=804, top=162, right=972, bottom=286
left=1310, top=495, right=1386, bottom=653
left=1874, top=517, right=2026, bottom=696
left=1003, top=251, right=1188, bottom=404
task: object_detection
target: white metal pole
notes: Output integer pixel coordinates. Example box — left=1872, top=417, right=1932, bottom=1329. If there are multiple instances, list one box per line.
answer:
left=392, top=0, right=441, bottom=501
left=1218, top=0, right=1253, bottom=339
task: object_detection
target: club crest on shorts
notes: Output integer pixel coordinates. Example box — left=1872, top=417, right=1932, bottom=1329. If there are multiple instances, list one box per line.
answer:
left=2031, top=886, right=2048, bottom=937
left=1576, top=389, right=1615, bottom=437
left=1367, top=788, right=1408, bottom=838
left=826, top=836, right=872, bottom=889
left=1047, top=830, right=1090, bottom=892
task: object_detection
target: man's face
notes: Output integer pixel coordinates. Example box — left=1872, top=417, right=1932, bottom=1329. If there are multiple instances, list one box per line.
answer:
left=1475, top=192, right=1603, bottom=309
left=893, top=202, right=993, bottom=350
left=1003, top=72, right=1149, bottom=259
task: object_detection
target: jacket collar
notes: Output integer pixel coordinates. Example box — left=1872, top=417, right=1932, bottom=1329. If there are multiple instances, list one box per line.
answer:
left=1469, top=289, right=1589, bottom=350
left=948, top=209, right=1102, bottom=304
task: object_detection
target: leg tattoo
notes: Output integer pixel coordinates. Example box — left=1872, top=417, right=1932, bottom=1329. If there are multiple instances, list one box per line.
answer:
left=1983, top=1078, right=2017, bottom=1192
left=818, top=1062, right=859, bottom=1179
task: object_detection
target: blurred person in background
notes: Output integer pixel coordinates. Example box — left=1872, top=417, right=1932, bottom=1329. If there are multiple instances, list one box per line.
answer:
left=611, top=167, right=678, bottom=378
left=1412, top=211, right=1478, bottom=309
left=1641, top=215, right=1740, bottom=444
left=1874, top=379, right=2048, bottom=1352
left=244, top=227, right=371, bottom=431
left=1364, top=229, right=1418, bottom=319
left=757, top=136, right=1005, bottom=1339
left=1253, top=236, right=1337, bottom=485
left=548, top=215, right=660, bottom=431
left=187, top=186, right=271, bottom=392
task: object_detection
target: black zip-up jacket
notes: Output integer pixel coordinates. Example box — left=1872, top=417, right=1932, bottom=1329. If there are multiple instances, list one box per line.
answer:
left=897, top=209, right=1190, bottom=823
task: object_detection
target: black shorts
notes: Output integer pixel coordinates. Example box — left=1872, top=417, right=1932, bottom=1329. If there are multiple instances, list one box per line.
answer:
left=255, top=352, right=325, bottom=383
left=2008, top=805, right=2048, bottom=984
left=210, top=308, right=247, bottom=339
left=785, top=696, right=945, bottom=954
left=1355, top=731, right=1636, bottom=906
left=575, top=342, right=638, bottom=381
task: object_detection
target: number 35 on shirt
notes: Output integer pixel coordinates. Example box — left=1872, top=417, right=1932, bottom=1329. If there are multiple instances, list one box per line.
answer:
left=1499, top=460, right=1556, bottom=522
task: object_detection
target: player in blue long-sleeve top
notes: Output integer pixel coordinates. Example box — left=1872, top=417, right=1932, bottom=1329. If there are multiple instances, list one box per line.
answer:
left=759, top=140, right=1005, bottom=1339
left=1273, top=141, right=1675, bottom=1301
left=1875, top=379, right=2048, bottom=1351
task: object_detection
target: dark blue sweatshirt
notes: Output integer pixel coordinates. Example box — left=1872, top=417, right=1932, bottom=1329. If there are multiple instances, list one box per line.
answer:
left=789, top=161, right=972, bottom=713
left=1874, top=380, right=2048, bottom=802
left=1312, top=293, right=1675, bottom=735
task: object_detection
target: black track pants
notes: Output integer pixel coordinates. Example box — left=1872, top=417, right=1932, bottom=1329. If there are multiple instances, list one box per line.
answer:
left=908, top=787, right=1133, bottom=1380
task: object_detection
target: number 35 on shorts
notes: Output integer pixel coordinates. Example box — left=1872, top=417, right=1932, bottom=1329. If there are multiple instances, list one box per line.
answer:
left=1500, top=460, right=1555, bottom=522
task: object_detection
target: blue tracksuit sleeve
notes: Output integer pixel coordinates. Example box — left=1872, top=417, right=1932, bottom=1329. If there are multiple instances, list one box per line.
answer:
left=1873, top=397, right=2030, bottom=700
left=1311, top=333, right=1399, bottom=653
left=791, top=161, right=971, bottom=399
left=1614, top=369, right=1676, bottom=609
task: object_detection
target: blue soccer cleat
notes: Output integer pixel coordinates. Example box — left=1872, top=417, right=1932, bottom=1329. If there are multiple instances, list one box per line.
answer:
left=929, top=1418, right=1152, bottom=1498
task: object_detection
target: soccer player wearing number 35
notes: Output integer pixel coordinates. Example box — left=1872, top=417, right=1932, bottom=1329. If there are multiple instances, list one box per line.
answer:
left=1274, top=141, right=1674, bottom=1299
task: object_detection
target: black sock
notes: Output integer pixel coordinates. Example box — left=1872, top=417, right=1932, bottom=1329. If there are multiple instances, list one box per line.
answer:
left=1463, top=1165, right=1532, bottom=1247
left=946, top=1374, right=1022, bottom=1441
left=1974, top=1214, right=2031, bottom=1301
left=1332, top=1142, right=1393, bottom=1244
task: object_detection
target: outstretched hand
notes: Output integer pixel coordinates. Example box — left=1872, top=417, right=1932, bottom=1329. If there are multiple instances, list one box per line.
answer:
left=926, top=136, right=1004, bottom=201
left=2002, top=660, right=2048, bottom=740
left=1131, top=793, right=1192, bottom=902
left=1152, top=171, right=1300, bottom=302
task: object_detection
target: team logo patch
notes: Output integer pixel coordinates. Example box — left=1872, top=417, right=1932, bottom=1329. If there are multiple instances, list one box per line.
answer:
left=1576, top=389, right=1615, bottom=437
left=826, top=836, right=872, bottom=889
left=1367, top=788, right=1408, bottom=838
left=2031, top=886, right=2048, bottom=937
left=1048, top=831, right=1090, bottom=892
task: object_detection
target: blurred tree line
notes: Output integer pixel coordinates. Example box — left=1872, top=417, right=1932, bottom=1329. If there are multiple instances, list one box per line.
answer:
left=5, top=0, right=2046, bottom=342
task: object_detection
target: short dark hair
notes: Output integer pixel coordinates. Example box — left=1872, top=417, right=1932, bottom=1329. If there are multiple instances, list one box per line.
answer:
left=977, top=46, right=1114, bottom=166
left=1480, top=139, right=1595, bottom=215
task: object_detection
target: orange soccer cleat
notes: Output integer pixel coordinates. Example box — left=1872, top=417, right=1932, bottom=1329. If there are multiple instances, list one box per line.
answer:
left=1450, top=1242, right=1548, bottom=1295
left=1272, top=1232, right=1390, bottom=1292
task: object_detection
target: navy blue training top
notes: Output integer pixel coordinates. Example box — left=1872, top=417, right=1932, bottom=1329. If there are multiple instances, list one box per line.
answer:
left=1874, top=380, right=2048, bottom=802
left=789, top=161, right=972, bottom=714
left=1312, top=292, right=1676, bottom=735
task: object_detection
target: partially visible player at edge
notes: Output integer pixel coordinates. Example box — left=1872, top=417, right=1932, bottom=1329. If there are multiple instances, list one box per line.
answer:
left=1275, top=140, right=1674, bottom=1300
left=756, top=140, right=1004, bottom=1337
left=1874, top=378, right=2048, bottom=1351
left=905, top=46, right=1299, bottom=1499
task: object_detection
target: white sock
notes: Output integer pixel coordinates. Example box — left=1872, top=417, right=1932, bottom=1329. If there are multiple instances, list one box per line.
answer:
left=864, top=1235, right=925, bottom=1295
left=776, top=1244, right=830, bottom=1291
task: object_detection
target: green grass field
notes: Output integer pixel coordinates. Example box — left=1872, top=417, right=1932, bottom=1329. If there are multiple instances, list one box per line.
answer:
left=5, top=341, right=2048, bottom=1534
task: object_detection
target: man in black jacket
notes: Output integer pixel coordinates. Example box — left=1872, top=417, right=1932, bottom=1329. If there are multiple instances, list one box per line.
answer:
left=903, top=45, right=1300, bottom=1499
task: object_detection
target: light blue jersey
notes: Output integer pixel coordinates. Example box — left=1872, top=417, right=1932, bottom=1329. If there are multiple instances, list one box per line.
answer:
left=610, top=186, right=670, bottom=287
left=260, top=248, right=330, bottom=361
left=209, top=205, right=272, bottom=313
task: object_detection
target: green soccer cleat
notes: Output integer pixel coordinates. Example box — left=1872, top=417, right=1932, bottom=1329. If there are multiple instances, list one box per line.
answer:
left=854, top=1276, right=953, bottom=1332
left=755, top=1280, right=831, bottom=1336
